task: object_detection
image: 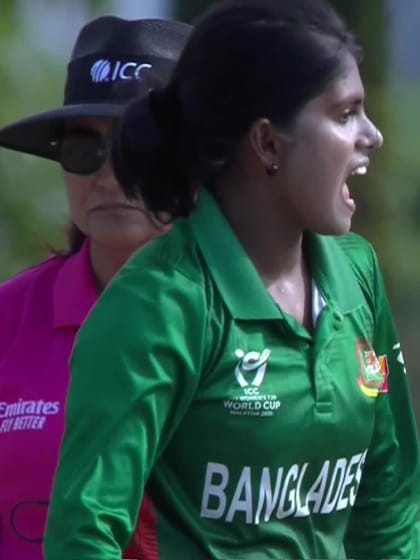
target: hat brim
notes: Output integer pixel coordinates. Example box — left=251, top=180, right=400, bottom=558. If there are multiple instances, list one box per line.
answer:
left=0, top=103, right=126, bottom=161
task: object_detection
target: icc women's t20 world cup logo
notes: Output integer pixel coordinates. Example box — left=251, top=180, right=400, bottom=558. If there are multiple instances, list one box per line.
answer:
left=223, top=348, right=281, bottom=417
left=234, top=348, right=271, bottom=392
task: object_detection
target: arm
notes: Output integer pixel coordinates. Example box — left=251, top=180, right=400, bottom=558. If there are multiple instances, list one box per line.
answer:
left=345, top=246, right=420, bottom=559
left=43, top=257, right=208, bottom=560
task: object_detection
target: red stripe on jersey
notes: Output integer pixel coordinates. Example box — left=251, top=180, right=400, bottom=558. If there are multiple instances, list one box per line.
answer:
left=124, top=491, right=159, bottom=560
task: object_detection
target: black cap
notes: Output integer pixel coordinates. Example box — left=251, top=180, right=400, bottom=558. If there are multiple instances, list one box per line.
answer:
left=0, top=16, right=191, bottom=161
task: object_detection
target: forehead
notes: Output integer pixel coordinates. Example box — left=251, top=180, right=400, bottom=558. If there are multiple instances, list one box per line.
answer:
left=64, top=116, right=116, bottom=135
left=313, top=53, right=364, bottom=108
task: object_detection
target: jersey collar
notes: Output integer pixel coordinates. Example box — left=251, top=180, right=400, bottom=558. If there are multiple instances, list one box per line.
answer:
left=189, top=189, right=364, bottom=320
left=53, top=241, right=98, bottom=328
left=190, top=189, right=283, bottom=320
left=304, top=233, right=365, bottom=314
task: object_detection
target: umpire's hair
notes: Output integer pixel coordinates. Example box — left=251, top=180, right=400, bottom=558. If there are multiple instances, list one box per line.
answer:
left=112, top=0, right=361, bottom=221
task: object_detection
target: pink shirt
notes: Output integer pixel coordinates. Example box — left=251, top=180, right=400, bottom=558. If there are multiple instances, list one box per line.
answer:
left=0, top=243, right=97, bottom=560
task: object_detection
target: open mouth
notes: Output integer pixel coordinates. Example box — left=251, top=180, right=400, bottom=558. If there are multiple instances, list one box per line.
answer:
left=343, top=162, right=370, bottom=210
left=351, top=165, right=367, bottom=177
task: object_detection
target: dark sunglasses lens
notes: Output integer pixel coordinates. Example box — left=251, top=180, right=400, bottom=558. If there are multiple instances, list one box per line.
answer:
left=59, top=133, right=106, bottom=175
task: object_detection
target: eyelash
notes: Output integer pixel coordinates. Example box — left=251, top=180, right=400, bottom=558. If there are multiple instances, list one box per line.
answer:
left=338, top=109, right=357, bottom=124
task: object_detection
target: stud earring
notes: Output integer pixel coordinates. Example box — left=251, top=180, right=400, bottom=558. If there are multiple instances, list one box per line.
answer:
left=266, top=163, right=279, bottom=176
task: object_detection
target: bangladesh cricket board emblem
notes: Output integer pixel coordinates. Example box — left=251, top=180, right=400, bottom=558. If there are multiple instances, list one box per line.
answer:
left=356, top=339, right=389, bottom=398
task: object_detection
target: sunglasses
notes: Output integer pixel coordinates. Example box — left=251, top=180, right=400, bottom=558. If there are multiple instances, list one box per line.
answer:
left=53, top=129, right=113, bottom=175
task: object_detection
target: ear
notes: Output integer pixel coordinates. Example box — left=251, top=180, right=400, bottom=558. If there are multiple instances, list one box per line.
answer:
left=248, top=118, right=289, bottom=171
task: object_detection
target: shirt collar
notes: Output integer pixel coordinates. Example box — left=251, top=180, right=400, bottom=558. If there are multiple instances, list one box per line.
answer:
left=304, top=233, right=365, bottom=314
left=189, top=189, right=364, bottom=320
left=189, top=189, right=282, bottom=320
left=53, top=241, right=98, bottom=329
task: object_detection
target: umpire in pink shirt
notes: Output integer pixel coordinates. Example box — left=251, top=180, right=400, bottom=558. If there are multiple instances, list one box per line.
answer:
left=0, top=15, right=190, bottom=560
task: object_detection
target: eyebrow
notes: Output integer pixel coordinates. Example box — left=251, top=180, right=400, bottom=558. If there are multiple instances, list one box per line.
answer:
left=330, top=93, right=365, bottom=110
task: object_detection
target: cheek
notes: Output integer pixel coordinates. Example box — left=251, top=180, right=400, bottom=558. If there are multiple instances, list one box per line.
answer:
left=291, top=134, right=350, bottom=189
left=283, top=141, right=322, bottom=197
left=63, top=175, right=93, bottom=227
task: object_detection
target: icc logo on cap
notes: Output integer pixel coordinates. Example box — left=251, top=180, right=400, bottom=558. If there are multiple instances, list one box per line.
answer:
left=90, top=59, right=152, bottom=83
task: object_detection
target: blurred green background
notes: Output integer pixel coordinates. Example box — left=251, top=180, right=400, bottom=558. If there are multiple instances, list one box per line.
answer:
left=1, top=1, right=420, bottom=419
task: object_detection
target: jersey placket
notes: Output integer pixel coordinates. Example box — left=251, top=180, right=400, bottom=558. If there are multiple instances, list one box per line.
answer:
left=311, top=302, right=344, bottom=414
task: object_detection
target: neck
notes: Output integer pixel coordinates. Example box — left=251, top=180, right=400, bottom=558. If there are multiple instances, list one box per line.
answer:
left=213, top=179, right=314, bottom=330
left=89, top=241, right=137, bottom=292
left=213, top=181, right=305, bottom=286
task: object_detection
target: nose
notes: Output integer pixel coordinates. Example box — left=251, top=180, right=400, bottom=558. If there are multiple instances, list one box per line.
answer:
left=95, top=157, right=121, bottom=190
left=358, top=116, right=384, bottom=151
left=371, top=124, right=383, bottom=150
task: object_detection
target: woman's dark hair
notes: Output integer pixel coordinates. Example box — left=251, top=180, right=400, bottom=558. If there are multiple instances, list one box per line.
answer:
left=112, top=0, right=362, bottom=221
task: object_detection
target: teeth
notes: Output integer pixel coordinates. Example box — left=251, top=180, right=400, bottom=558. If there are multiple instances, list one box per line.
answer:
left=352, top=166, right=367, bottom=176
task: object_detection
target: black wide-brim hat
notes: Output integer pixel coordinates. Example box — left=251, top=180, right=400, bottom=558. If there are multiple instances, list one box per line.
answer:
left=0, top=16, right=191, bottom=161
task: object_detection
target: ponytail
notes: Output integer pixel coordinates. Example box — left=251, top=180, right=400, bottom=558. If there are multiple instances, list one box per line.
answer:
left=112, top=85, right=196, bottom=222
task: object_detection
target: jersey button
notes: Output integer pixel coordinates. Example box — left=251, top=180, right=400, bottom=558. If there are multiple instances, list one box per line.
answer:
left=333, top=310, right=343, bottom=328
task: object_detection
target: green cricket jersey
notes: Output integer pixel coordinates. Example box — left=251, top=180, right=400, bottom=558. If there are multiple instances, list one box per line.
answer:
left=44, top=189, right=420, bottom=560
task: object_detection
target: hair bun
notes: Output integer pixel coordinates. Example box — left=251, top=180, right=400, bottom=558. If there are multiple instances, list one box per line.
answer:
left=149, top=86, right=182, bottom=139
left=111, top=86, right=195, bottom=219
left=111, top=93, right=164, bottom=196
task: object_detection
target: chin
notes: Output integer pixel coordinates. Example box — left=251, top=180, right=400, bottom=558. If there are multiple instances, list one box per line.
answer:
left=330, top=221, right=352, bottom=236
left=93, top=227, right=161, bottom=250
left=326, top=205, right=354, bottom=235
left=91, top=214, right=168, bottom=244
left=315, top=217, right=352, bottom=236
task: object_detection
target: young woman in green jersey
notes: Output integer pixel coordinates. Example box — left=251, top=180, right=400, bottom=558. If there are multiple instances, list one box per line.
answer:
left=44, top=1, right=420, bottom=559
